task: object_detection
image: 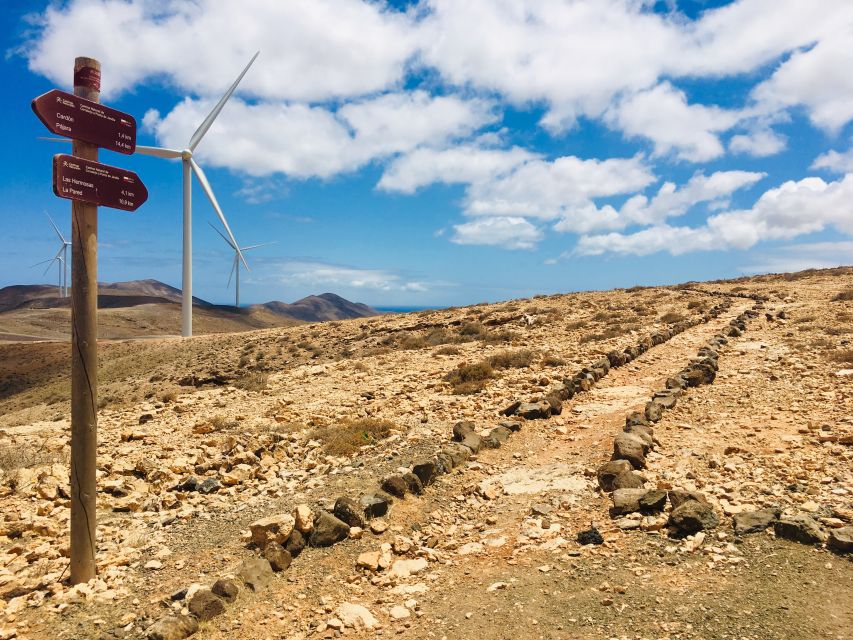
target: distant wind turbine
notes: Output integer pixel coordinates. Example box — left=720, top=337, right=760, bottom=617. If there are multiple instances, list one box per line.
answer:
left=32, top=212, right=71, bottom=297
left=41, top=51, right=260, bottom=337
left=208, top=222, right=275, bottom=308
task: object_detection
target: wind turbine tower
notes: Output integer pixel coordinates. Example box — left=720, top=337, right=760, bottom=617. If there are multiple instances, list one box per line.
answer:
left=209, top=222, right=275, bottom=308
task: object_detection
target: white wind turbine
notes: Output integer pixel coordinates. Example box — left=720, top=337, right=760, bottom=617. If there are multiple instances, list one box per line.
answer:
left=132, top=51, right=260, bottom=336
left=208, top=222, right=275, bottom=308
left=44, top=53, right=261, bottom=334
left=32, top=213, right=71, bottom=297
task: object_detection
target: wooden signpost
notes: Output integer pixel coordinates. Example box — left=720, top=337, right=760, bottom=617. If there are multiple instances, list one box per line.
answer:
left=33, top=57, right=147, bottom=584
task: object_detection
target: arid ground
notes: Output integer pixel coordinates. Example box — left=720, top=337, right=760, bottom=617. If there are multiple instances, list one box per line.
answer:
left=0, top=268, right=851, bottom=640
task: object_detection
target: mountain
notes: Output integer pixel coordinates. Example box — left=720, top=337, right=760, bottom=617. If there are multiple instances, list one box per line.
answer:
left=254, top=293, right=379, bottom=322
left=0, top=281, right=381, bottom=341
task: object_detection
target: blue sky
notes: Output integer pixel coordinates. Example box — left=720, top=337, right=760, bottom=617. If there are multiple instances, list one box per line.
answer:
left=1, top=0, right=852, bottom=307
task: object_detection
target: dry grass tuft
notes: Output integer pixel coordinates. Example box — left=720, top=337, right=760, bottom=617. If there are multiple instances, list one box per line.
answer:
left=488, top=349, right=538, bottom=369
left=828, top=349, right=853, bottom=364
left=310, top=418, right=395, bottom=455
left=660, top=312, right=686, bottom=324
left=234, top=372, right=269, bottom=392
left=832, top=289, right=853, bottom=302
left=444, top=361, right=495, bottom=395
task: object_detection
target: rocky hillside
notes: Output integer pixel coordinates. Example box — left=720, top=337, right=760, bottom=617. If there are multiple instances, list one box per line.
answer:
left=0, top=268, right=850, bottom=640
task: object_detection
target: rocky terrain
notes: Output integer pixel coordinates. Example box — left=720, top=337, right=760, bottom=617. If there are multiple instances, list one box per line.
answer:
left=0, top=281, right=379, bottom=341
left=0, top=267, right=851, bottom=640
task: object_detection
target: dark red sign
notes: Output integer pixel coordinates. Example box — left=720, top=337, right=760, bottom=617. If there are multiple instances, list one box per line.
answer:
left=32, top=89, right=136, bottom=154
left=53, top=154, right=147, bottom=212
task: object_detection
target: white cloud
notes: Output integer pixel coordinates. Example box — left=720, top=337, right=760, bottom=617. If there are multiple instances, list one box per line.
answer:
left=25, top=0, right=418, bottom=101
left=378, top=145, right=537, bottom=194
left=739, top=241, right=853, bottom=274
left=575, top=174, right=853, bottom=256
left=272, top=260, right=426, bottom=291
left=607, top=83, right=741, bottom=162
left=752, top=30, right=853, bottom=132
left=729, top=128, right=787, bottom=157
left=145, top=92, right=494, bottom=178
left=615, top=170, right=766, bottom=227
left=812, top=146, right=853, bottom=174
left=451, top=217, right=542, bottom=250
left=464, top=155, right=655, bottom=219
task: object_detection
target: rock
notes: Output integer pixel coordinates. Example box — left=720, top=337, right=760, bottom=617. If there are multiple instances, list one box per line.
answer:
left=518, top=401, right=551, bottom=420
left=388, top=558, right=429, bottom=579
left=310, top=511, right=351, bottom=547
left=187, top=589, right=225, bottom=622
left=596, top=460, right=633, bottom=492
left=612, top=433, right=647, bottom=469
left=623, top=424, right=654, bottom=448
left=361, top=493, right=391, bottom=519
left=610, top=488, right=647, bottom=516
left=333, top=497, right=366, bottom=528
left=576, top=526, right=604, bottom=545
left=211, top=578, right=239, bottom=604
left=412, top=459, right=438, bottom=486
left=774, top=515, right=827, bottom=545
left=545, top=394, right=563, bottom=415
left=237, top=558, right=274, bottom=591
left=669, top=500, right=719, bottom=536
left=336, top=603, right=378, bottom=630
left=349, top=526, right=364, bottom=539
left=249, top=514, right=295, bottom=547
left=733, top=508, right=779, bottom=535
left=198, top=478, right=220, bottom=494
left=356, top=546, right=392, bottom=571
left=500, top=420, right=522, bottom=432
left=381, top=475, right=408, bottom=498
left=285, top=529, right=306, bottom=557
left=443, top=442, right=472, bottom=466
left=654, top=393, right=677, bottom=410
left=612, top=471, right=646, bottom=490
left=644, top=401, right=664, bottom=423
left=402, top=472, right=424, bottom=495
left=369, top=519, right=388, bottom=534
left=666, top=376, right=686, bottom=389
left=639, top=490, right=667, bottom=513
left=669, top=490, right=710, bottom=509
left=625, top=411, right=650, bottom=428
left=145, top=615, right=199, bottom=640
left=501, top=401, right=522, bottom=417
left=489, top=425, right=514, bottom=444
left=263, top=542, right=292, bottom=572
left=292, top=504, right=314, bottom=533
left=827, top=526, right=853, bottom=554
left=389, top=605, right=411, bottom=620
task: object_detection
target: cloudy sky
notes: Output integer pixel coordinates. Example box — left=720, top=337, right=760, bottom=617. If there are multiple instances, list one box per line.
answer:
left=2, top=0, right=852, bottom=306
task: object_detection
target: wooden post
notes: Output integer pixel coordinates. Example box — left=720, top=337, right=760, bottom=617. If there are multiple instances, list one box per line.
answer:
left=69, top=56, right=100, bottom=584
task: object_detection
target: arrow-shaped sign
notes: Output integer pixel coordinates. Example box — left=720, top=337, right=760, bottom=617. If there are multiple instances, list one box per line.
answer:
left=53, top=154, right=147, bottom=212
left=33, top=89, right=136, bottom=154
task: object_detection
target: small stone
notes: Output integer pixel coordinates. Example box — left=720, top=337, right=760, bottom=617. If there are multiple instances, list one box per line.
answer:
left=596, top=460, right=633, bottom=492
left=144, top=560, right=163, bottom=571
left=334, top=497, right=366, bottom=528
left=249, top=514, right=295, bottom=547
left=639, top=490, right=667, bottom=513
left=610, top=488, right=647, bottom=516
left=292, top=504, right=314, bottom=533
left=144, top=615, right=198, bottom=640
left=389, top=558, right=428, bottom=579
left=309, top=511, right=350, bottom=547
left=389, top=605, right=410, bottom=620
left=668, top=500, right=719, bottom=536
left=370, top=519, right=389, bottom=534
left=237, top=558, right=274, bottom=592
left=336, top=603, right=378, bottom=630
left=263, top=542, right=292, bottom=572
left=412, top=459, right=438, bottom=486
left=576, top=526, right=604, bottom=546
left=381, top=475, right=408, bottom=498
left=187, top=589, right=225, bottom=622
left=827, top=526, right=853, bottom=554
left=733, top=508, right=779, bottom=536
left=361, top=493, right=391, bottom=519
left=211, top=578, right=239, bottom=604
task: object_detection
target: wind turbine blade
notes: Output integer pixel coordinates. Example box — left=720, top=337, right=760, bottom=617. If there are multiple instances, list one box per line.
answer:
left=46, top=212, right=66, bottom=243
left=31, top=258, right=53, bottom=268
left=189, top=158, right=248, bottom=270
left=135, top=145, right=183, bottom=159
left=188, top=51, right=259, bottom=151
left=42, top=257, right=59, bottom=276
left=227, top=255, right=238, bottom=288
left=37, top=136, right=70, bottom=144
left=241, top=241, right=276, bottom=251
left=206, top=220, right=237, bottom=250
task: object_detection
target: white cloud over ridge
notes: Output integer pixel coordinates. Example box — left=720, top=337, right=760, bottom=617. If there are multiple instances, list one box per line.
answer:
left=452, top=217, right=543, bottom=250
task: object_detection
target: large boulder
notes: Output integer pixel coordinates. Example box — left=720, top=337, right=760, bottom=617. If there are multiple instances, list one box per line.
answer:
left=610, top=488, right=647, bottom=516
left=518, top=401, right=551, bottom=420
left=668, top=500, right=719, bottom=536
left=309, top=511, right=350, bottom=547
left=412, top=459, right=438, bottom=486
left=333, top=497, right=366, bottom=528
left=613, top=433, right=648, bottom=469
left=381, top=475, right=407, bottom=498
left=827, top=526, right=853, bottom=554
left=360, top=493, right=391, bottom=519
left=644, top=401, right=664, bottom=423
left=596, top=460, right=633, bottom=492
left=188, top=589, right=226, bottom=622
left=237, top=557, right=274, bottom=591
left=249, top=514, right=295, bottom=547
left=774, top=515, right=827, bottom=545
left=733, top=508, right=779, bottom=536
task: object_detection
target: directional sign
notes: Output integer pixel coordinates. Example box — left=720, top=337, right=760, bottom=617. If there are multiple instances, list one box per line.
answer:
left=32, top=89, right=136, bottom=154
left=53, top=154, right=147, bottom=212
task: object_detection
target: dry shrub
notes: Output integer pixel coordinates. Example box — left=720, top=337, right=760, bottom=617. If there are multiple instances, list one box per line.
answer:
left=210, top=415, right=239, bottom=431
left=542, top=354, right=566, bottom=367
left=793, top=315, right=816, bottom=324
left=660, top=312, right=686, bottom=324
left=828, top=349, right=853, bottom=364
left=565, top=320, right=586, bottom=331
left=459, top=321, right=487, bottom=338
left=832, top=289, right=853, bottom=302
left=481, top=329, right=517, bottom=344
left=435, top=345, right=461, bottom=356
left=234, top=372, right=269, bottom=392
left=488, top=349, right=537, bottom=369
left=310, top=418, right=394, bottom=455
left=352, top=361, right=369, bottom=372
left=398, top=334, right=428, bottom=350
left=444, top=361, right=495, bottom=394
left=160, top=390, right=178, bottom=403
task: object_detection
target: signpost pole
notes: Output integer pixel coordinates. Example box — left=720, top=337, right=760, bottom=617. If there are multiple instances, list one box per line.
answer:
left=69, top=55, right=100, bottom=584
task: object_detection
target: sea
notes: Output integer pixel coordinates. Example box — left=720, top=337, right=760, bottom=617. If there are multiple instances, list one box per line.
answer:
left=373, top=306, right=445, bottom=314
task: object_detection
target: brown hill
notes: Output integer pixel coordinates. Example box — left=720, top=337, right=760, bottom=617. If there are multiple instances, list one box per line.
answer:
left=0, top=280, right=380, bottom=340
